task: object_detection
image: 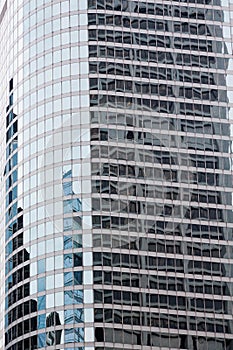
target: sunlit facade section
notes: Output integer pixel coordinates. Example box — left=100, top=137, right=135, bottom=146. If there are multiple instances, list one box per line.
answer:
left=2, top=0, right=93, bottom=349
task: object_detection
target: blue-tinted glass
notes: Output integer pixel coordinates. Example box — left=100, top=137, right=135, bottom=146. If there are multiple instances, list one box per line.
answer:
left=9, top=94, right=13, bottom=105
left=5, top=240, right=12, bottom=257
left=64, top=290, right=74, bottom=305
left=74, top=309, right=83, bottom=323
left=38, top=295, right=46, bottom=310
left=63, top=168, right=72, bottom=179
left=74, top=328, right=84, bottom=342
left=64, top=309, right=73, bottom=324
left=12, top=186, right=17, bottom=199
left=64, top=253, right=73, bottom=268
left=73, top=289, right=83, bottom=304
left=64, top=198, right=82, bottom=213
left=37, top=332, right=46, bottom=348
left=65, top=328, right=74, bottom=343
left=63, top=199, right=72, bottom=213
left=63, top=181, right=73, bottom=195
left=38, top=314, right=46, bottom=329
left=64, top=272, right=73, bottom=286
left=60, top=327, right=83, bottom=344
left=38, top=259, right=45, bottom=273
left=12, top=170, right=17, bottom=182
left=12, top=153, right=17, bottom=166
left=64, top=235, right=72, bottom=249
left=38, top=277, right=45, bottom=292
left=5, top=202, right=17, bottom=223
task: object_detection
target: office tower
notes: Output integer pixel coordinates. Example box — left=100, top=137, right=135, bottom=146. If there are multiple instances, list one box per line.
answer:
left=1, top=0, right=233, bottom=349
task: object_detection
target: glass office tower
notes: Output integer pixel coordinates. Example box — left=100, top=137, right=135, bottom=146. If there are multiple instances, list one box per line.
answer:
left=1, top=0, right=233, bottom=349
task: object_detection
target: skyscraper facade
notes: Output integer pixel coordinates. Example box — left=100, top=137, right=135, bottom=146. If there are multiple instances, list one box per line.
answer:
left=1, top=0, right=233, bottom=349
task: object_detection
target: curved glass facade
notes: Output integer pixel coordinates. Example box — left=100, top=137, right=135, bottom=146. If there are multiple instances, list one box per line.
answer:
left=0, top=0, right=233, bottom=349
left=2, top=0, right=91, bottom=349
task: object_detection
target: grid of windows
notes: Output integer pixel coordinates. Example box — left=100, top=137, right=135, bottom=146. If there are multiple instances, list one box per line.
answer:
left=89, top=0, right=233, bottom=349
left=2, top=0, right=92, bottom=349
left=0, top=0, right=233, bottom=349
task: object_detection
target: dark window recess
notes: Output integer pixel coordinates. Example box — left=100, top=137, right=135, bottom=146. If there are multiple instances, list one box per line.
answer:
left=95, top=327, right=104, bottom=342
left=5, top=317, right=37, bottom=345
left=9, top=78, right=13, bottom=92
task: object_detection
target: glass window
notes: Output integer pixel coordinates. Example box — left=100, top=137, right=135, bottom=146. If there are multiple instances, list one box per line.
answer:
left=38, top=314, right=46, bottom=329
left=38, top=277, right=45, bottom=292
left=38, top=295, right=46, bottom=311
left=38, top=259, right=45, bottom=274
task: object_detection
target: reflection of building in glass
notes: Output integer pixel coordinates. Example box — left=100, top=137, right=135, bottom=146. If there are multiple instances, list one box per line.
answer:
left=1, top=0, right=233, bottom=349
left=4, top=81, right=37, bottom=349
left=46, top=312, right=62, bottom=346
left=89, top=1, right=233, bottom=349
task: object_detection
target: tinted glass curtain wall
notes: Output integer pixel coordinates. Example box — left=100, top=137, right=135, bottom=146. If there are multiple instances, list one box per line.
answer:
left=0, top=0, right=233, bottom=349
